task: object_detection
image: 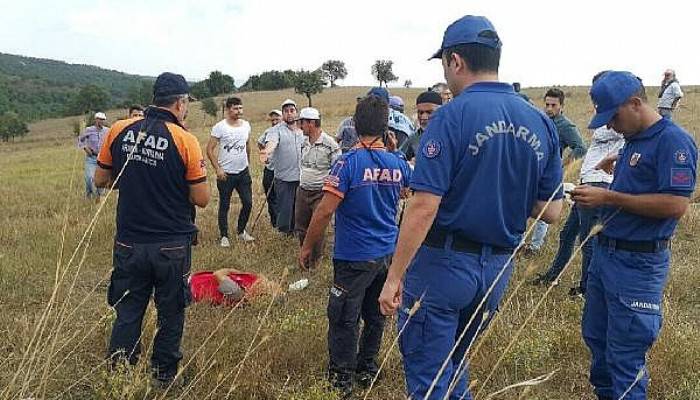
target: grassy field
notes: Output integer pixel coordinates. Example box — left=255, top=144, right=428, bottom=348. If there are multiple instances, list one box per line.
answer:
left=1, top=85, right=699, bottom=400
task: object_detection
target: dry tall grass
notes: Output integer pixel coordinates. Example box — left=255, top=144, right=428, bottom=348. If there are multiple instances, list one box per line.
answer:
left=0, top=86, right=698, bottom=399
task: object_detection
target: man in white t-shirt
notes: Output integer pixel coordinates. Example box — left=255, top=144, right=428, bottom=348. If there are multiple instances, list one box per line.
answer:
left=657, top=69, right=684, bottom=120
left=207, top=97, right=255, bottom=246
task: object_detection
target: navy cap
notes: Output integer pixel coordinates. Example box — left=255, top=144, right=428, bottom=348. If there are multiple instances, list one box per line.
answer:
left=416, top=90, right=443, bottom=106
left=588, top=71, right=642, bottom=129
left=153, top=72, right=195, bottom=101
left=431, top=15, right=501, bottom=59
left=367, top=87, right=390, bottom=103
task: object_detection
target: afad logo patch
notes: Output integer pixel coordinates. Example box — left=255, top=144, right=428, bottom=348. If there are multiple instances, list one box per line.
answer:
left=671, top=168, right=693, bottom=188
left=629, top=152, right=641, bottom=167
left=423, top=139, right=442, bottom=158
left=674, top=150, right=689, bottom=165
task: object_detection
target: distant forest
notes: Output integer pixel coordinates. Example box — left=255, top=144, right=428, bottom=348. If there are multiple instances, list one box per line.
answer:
left=0, top=53, right=153, bottom=122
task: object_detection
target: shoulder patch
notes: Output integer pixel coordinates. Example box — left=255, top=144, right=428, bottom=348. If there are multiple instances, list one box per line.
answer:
left=422, top=139, right=442, bottom=158
left=674, top=150, right=689, bottom=165
left=670, top=168, right=693, bottom=188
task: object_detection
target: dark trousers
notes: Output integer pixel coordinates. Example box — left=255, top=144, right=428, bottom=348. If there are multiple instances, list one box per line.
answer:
left=273, top=179, right=299, bottom=234
left=262, top=167, right=277, bottom=227
left=543, top=182, right=606, bottom=291
left=328, top=256, right=389, bottom=377
left=216, top=168, right=253, bottom=237
left=294, top=187, right=325, bottom=267
left=107, top=239, right=192, bottom=381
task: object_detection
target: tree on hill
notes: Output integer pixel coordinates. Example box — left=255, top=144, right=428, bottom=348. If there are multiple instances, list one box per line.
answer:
left=371, top=60, right=398, bottom=87
left=294, top=70, right=325, bottom=107
left=0, top=112, right=29, bottom=142
left=241, top=70, right=297, bottom=92
left=126, top=80, right=154, bottom=107
left=206, top=71, right=235, bottom=97
left=66, top=84, right=110, bottom=116
left=404, top=79, right=412, bottom=88
left=201, top=97, right=219, bottom=125
left=320, top=60, right=347, bottom=87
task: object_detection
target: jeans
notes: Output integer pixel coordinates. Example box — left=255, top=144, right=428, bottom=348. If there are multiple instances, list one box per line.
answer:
left=273, top=179, right=299, bottom=234
left=658, top=108, right=673, bottom=120
left=216, top=168, right=253, bottom=237
left=530, top=220, right=549, bottom=250
left=107, top=239, right=192, bottom=381
left=262, top=167, right=277, bottom=227
left=84, top=156, right=104, bottom=197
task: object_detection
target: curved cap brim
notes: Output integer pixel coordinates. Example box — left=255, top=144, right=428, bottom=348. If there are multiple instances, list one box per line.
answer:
left=588, top=109, right=616, bottom=129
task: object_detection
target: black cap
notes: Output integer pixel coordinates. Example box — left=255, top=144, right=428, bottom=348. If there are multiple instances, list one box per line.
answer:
left=416, top=91, right=443, bottom=106
left=153, top=72, right=195, bottom=101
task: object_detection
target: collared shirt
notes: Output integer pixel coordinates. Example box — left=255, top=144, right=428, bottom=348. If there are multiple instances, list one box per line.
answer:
left=411, top=81, right=563, bottom=248
left=658, top=81, right=683, bottom=109
left=602, top=118, right=697, bottom=240
left=300, top=131, right=340, bottom=190
left=267, top=122, right=304, bottom=182
left=336, top=116, right=358, bottom=152
left=579, top=127, right=625, bottom=184
left=399, top=127, right=424, bottom=161
left=323, top=139, right=412, bottom=261
left=77, top=125, right=109, bottom=155
left=97, top=107, right=207, bottom=243
left=551, top=113, right=587, bottom=159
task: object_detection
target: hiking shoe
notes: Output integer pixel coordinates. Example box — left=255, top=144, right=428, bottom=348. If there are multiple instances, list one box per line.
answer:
left=356, top=361, right=380, bottom=389
left=328, top=371, right=353, bottom=398
left=238, top=230, right=255, bottom=242
left=220, top=236, right=231, bottom=247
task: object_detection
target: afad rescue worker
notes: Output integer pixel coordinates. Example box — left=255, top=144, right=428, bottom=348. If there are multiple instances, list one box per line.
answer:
left=378, top=15, right=564, bottom=400
left=299, top=95, right=411, bottom=396
left=572, top=71, right=697, bottom=400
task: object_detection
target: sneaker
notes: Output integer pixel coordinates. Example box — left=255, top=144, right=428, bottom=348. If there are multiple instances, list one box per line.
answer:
left=220, top=236, right=231, bottom=247
left=356, top=361, right=380, bottom=389
left=237, top=231, right=255, bottom=242
left=328, top=372, right=353, bottom=399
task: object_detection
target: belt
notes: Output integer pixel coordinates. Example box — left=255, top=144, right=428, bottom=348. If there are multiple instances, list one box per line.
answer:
left=423, top=228, right=513, bottom=255
left=597, top=234, right=669, bottom=253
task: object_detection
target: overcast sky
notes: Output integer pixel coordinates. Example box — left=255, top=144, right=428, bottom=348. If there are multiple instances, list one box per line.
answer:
left=1, top=0, right=697, bottom=89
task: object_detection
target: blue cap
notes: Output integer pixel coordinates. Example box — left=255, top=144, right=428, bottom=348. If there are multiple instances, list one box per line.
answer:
left=367, top=87, right=390, bottom=103
left=153, top=72, right=195, bottom=101
left=588, top=71, right=642, bottom=129
left=430, top=15, right=501, bottom=59
left=389, top=95, right=404, bottom=109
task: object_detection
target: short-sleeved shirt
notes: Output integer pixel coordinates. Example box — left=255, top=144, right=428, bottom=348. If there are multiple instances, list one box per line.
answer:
left=323, top=140, right=412, bottom=261
left=211, top=119, right=250, bottom=174
left=399, top=127, right=424, bottom=161
left=77, top=125, right=109, bottom=155
left=257, top=128, right=275, bottom=171
left=551, top=113, right=587, bottom=159
left=579, top=127, right=625, bottom=184
left=267, top=123, right=303, bottom=182
left=300, top=131, right=340, bottom=190
left=336, top=116, right=358, bottom=152
left=97, top=107, right=207, bottom=243
left=602, top=118, right=697, bottom=240
left=658, top=81, right=683, bottom=109
left=411, top=82, right=563, bottom=248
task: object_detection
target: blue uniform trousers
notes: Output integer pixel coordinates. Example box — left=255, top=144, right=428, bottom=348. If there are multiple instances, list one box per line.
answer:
left=398, top=243, right=513, bottom=400
left=582, top=241, right=669, bottom=399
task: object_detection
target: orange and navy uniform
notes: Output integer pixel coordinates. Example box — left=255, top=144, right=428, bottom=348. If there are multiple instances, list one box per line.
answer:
left=97, top=107, right=206, bottom=243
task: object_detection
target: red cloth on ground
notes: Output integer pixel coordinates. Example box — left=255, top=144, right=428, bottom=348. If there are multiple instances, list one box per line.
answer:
left=189, top=271, right=259, bottom=305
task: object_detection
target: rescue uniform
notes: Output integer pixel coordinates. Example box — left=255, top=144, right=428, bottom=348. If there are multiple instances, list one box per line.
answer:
left=98, top=106, right=207, bottom=382
left=400, top=81, right=563, bottom=400
left=322, top=138, right=411, bottom=386
left=582, top=117, right=697, bottom=400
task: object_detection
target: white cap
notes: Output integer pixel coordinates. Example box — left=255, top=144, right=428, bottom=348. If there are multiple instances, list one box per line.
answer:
left=269, top=109, right=283, bottom=116
left=94, top=112, right=107, bottom=120
left=281, top=99, right=297, bottom=108
left=297, top=107, right=320, bottom=120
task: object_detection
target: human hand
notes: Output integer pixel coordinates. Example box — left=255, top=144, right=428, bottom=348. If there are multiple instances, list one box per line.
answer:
left=595, top=154, right=618, bottom=175
left=216, top=167, right=227, bottom=181
left=385, top=131, right=398, bottom=152
left=379, top=277, right=402, bottom=316
left=298, top=247, right=312, bottom=271
left=570, top=185, right=611, bottom=208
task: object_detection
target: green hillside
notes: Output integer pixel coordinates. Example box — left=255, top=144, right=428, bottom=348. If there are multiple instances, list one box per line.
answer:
left=0, top=52, right=153, bottom=121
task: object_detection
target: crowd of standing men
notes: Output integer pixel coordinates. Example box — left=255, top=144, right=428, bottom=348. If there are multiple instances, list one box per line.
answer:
left=81, top=13, right=695, bottom=400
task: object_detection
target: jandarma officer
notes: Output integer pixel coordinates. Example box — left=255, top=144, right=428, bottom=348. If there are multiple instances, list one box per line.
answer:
left=572, top=71, right=697, bottom=400
left=378, top=15, right=564, bottom=400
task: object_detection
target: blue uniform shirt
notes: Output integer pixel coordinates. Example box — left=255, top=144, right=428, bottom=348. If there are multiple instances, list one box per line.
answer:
left=323, top=140, right=412, bottom=261
left=602, top=118, right=697, bottom=240
left=410, top=82, right=563, bottom=248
